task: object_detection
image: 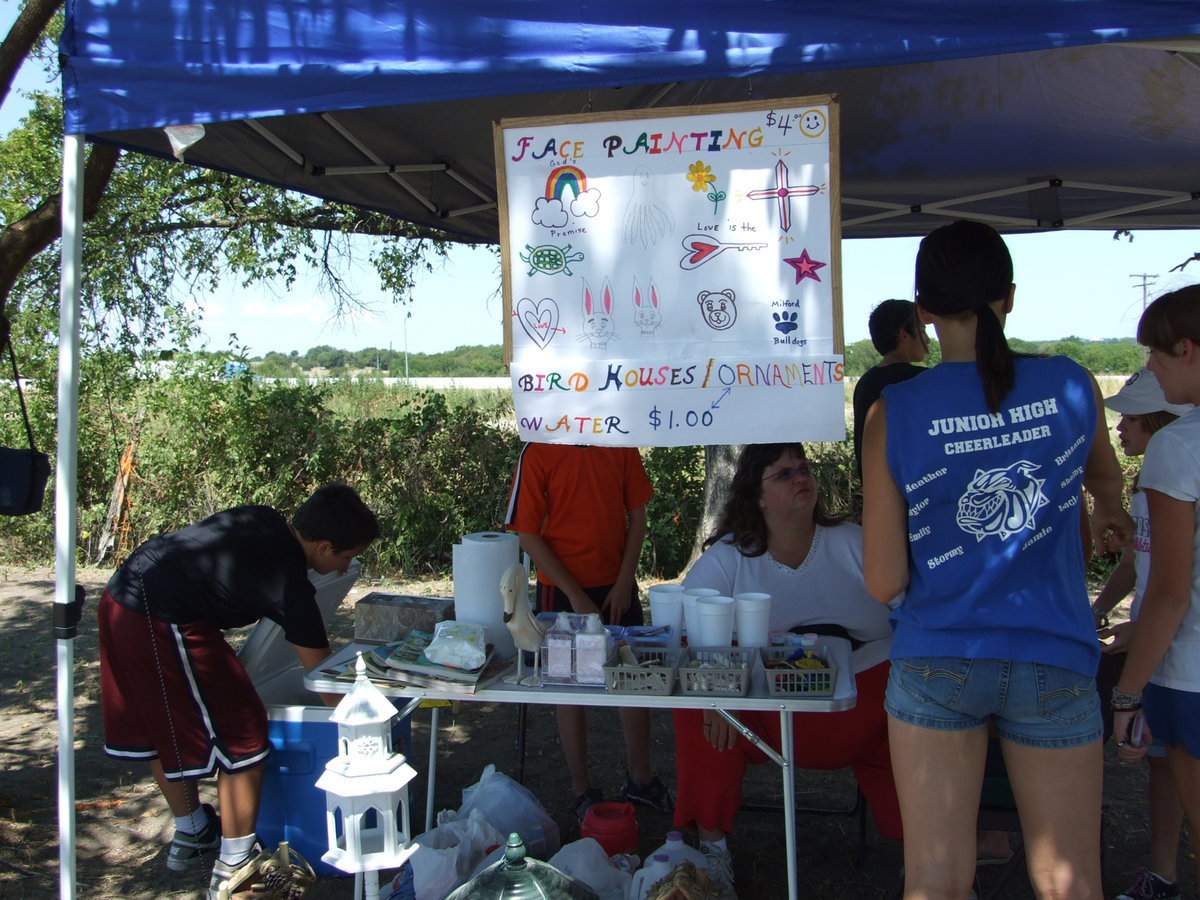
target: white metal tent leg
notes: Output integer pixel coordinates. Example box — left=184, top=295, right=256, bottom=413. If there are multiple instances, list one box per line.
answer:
left=57, top=133, right=85, bottom=900
left=426, top=705, right=439, bottom=832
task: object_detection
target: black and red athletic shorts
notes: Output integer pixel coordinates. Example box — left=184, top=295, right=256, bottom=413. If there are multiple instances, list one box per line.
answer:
left=98, top=590, right=270, bottom=779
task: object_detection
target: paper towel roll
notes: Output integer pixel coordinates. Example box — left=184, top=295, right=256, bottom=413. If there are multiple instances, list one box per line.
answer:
left=452, top=531, right=519, bottom=658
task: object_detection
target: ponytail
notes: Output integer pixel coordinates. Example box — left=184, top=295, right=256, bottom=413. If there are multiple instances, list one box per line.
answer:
left=974, top=302, right=1015, bottom=414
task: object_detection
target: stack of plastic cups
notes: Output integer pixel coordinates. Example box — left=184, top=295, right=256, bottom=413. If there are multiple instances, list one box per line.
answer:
left=681, top=587, right=719, bottom=648
left=695, top=595, right=736, bottom=647
left=647, top=583, right=685, bottom=649
left=733, top=592, right=772, bottom=648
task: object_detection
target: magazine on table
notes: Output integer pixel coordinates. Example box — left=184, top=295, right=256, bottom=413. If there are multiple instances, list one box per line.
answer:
left=319, top=633, right=510, bottom=694
left=379, top=628, right=495, bottom=682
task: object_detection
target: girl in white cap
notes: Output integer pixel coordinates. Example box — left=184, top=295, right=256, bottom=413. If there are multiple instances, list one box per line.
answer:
left=1112, top=284, right=1200, bottom=900
left=1093, top=366, right=1192, bottom=900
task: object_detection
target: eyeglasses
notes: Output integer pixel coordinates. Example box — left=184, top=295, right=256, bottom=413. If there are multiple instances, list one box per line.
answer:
left=761, top=464, right=814, bottom=484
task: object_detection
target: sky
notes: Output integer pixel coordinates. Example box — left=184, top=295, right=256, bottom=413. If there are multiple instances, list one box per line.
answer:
left=3, top=3, right=1198, bottom=357
left=191, top=230, right=1199, bottom=357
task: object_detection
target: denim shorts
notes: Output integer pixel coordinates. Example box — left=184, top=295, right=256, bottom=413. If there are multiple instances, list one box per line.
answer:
left=885, top=656, right=1102, bottom=749
left=1144, top=683, right=1200, bottom=759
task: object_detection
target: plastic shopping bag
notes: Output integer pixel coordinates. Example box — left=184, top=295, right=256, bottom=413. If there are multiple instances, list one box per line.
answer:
left=409, top=808, right=504, bottom=900
left=457, top=764, right=562, bottom=858
left=549, top=838, right=633, bottom=900
left=423, top=621, right=488, bottom=670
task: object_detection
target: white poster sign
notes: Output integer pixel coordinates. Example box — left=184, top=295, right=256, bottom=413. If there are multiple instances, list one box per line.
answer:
left=495, top=96, right=843, bottom=447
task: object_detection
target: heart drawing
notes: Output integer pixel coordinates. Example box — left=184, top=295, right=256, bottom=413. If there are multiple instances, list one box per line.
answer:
left=516, top=297, right=561, bottom=349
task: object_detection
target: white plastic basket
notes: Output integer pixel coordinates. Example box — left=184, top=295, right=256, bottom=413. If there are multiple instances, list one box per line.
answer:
left=604, top=647, right=682, bottom=695
left=761, top=645, right=837, bottom=696
left=678, top=647, right=755, bottom=696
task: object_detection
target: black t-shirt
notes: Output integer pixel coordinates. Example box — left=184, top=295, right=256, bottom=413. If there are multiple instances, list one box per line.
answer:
left=851, top=362, right=927, bottom=478
left=107, top=506, right=327, bottom=648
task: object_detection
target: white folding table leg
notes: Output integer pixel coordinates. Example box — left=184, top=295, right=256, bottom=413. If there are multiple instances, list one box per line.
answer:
left=713, top=704, right=798, bottom=900
left=780, top=707, right=798, bottom=900
left=426, top=704, right=439, bottom=832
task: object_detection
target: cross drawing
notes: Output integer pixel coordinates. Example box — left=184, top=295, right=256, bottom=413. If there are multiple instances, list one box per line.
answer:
left=745, top=159, right=821, bottom=232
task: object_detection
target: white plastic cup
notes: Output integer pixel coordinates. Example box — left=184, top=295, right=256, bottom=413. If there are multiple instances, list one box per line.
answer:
left=648, top=584, right=685, bottom=648
left=682, top=588, right=719, bottom=645
left=695, top=595, right=736, bottom=647
left=733, top=592, right=772, bottom=648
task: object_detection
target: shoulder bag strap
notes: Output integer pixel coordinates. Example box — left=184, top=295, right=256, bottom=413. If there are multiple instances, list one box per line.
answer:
left=3, top=333, right=39, bottom=454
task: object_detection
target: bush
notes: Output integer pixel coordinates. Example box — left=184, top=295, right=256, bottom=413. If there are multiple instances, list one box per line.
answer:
left=336, top=392, right=519, bottom=574
left=0, top=362, right=524, bottom=573
left=0, top=366, right=1126, bottom=596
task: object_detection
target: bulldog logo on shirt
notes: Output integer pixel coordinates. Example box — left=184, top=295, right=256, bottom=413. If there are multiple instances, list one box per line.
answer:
left=956, top=461, right=1048, bottom=541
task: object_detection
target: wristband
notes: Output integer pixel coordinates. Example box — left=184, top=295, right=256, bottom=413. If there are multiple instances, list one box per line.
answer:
left=1110, top=688, right=1143, bottom=711
left=1090, top=604, right=1109, bottom=628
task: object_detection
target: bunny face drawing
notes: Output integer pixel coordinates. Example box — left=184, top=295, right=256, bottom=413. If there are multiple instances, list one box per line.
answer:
left=633, top=279, right=663, bottom=337
left=579, top=279, right=617, bottom=349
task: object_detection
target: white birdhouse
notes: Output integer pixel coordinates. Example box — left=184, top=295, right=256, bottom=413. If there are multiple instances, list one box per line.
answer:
left=316, top=654, right=419, bottom=875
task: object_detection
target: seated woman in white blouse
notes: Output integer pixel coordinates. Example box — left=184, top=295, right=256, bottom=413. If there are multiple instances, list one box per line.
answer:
left=672, top=443, right=902, bottom=894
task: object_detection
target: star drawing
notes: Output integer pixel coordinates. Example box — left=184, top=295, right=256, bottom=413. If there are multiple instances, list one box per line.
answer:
left=784, top=250, right=826, bottom=284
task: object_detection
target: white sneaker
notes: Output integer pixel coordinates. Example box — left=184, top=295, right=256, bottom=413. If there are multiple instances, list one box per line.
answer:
left=206, top=841, right=264, bottom=900
left=699, top=840, right=736, bottom=898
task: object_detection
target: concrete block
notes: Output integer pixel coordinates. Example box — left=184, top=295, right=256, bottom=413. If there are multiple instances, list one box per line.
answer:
left=354, top=592, right=454, bottom=642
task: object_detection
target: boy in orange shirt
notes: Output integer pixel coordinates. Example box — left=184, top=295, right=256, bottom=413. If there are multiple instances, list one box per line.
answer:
left=506, top=442, right=673, bottom=820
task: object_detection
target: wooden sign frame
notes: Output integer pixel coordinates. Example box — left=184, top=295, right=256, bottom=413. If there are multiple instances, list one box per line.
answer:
left=495, top=95, right=843, bottom=447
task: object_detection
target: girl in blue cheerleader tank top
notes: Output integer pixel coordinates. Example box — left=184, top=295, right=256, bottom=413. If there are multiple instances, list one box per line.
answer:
left=861, top=220, right=1131, bottom=900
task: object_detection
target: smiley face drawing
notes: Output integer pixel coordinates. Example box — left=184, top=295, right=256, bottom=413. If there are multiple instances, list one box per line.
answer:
left=799, top=109, right=827, bottom=138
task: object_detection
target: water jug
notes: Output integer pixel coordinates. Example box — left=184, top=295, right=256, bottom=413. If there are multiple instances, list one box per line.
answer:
left=646, top=831, right=708, bottom=873
left=628, top=853, right=672, bottom=900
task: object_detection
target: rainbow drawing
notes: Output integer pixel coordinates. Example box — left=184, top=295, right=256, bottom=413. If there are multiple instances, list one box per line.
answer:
left=545, top=166, right=587, bottom=201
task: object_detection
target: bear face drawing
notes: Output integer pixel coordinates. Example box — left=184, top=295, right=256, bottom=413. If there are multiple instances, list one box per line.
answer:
left=697, top=289, right=736, bottom=331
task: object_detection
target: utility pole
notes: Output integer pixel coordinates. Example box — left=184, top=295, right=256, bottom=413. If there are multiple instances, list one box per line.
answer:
left=1130, top=273, right=1157, bottom=315
left=1130, top=273, right=1157, bottom=364
left=404, top=311, right=412, bottom=380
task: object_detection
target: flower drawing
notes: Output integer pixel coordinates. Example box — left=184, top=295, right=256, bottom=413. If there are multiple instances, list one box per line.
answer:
left=686, top=161, right=715, bottom=192
left=686, top=161, right=725, bottom=215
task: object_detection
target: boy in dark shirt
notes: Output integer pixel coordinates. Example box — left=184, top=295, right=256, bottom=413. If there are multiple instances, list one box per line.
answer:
left=851, top=299, right=929, bottom=477
left=98, top=483, right=379, bottom=897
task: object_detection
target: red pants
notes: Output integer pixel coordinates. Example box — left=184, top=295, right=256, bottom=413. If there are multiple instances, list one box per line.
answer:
left=672, top=661, right=902, bottom=840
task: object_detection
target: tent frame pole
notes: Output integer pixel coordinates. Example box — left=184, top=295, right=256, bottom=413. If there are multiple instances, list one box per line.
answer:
left=57, top=132, right=85, bottom=900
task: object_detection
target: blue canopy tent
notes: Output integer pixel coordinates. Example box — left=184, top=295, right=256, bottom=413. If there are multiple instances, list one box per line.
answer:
left=62, top=2, right=1200, bottom=240
left=52, top=3, right=1200, bottom=898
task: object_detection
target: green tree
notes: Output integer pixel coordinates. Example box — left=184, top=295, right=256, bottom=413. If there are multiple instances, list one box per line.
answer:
left=2, top=4, right=473, bottom=373
left=841, top=339, right=878, bottom=378
left=0, top=3, right=488, bottom=562
left=256, top=351, right=302, bottom=379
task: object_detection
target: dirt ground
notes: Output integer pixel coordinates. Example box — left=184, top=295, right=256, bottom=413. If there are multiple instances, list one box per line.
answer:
left=0, top=564, right=1194, bottom=900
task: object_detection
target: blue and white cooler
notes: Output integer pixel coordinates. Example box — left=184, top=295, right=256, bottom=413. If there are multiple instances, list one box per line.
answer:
left=237, top=560, right=412, bottom=876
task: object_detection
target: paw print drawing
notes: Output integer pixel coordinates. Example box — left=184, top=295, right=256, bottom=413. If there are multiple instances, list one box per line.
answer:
left=773, top=311, right=799, bottom=335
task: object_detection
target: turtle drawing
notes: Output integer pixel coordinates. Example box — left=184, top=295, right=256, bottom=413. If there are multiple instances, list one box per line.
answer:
left=521, top=243, right=585, bottom=277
